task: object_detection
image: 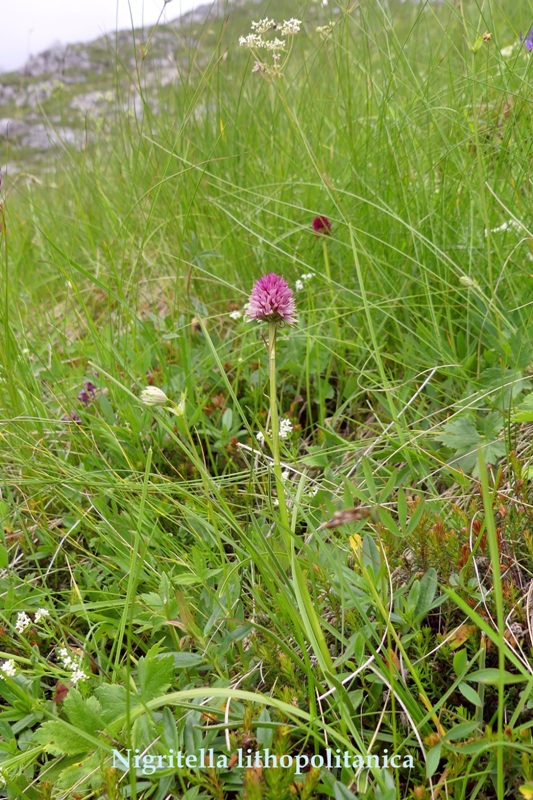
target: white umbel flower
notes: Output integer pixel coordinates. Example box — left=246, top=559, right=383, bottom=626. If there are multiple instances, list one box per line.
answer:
left=0, top=660, right=17, bottom=677
left=15, top=612, right=32, bottom=633
left=70, top=669, right=88, bottom=685
left=279, top=419, right=293, bottom=439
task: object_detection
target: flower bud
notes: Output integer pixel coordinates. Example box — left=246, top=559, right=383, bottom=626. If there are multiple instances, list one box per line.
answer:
left=140, top=387, right=169, bottom=407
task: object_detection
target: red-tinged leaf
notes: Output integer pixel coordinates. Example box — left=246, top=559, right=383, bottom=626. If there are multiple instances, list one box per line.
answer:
left=54, top=682, right=69, bottom=704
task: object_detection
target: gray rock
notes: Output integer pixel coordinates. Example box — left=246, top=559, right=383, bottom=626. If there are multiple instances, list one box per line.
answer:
left=22, top=44, right=93, bottom=78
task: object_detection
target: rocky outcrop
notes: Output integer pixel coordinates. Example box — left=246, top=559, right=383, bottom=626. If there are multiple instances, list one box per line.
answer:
left=0, top=1, right=234, bottom=154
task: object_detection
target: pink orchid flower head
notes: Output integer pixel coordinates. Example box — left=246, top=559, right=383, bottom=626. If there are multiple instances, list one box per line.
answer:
left=246, top=273, right=297, bottom=325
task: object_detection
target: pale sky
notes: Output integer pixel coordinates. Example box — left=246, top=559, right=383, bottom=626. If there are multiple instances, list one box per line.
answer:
left=1, top=0, right=203, bottom=73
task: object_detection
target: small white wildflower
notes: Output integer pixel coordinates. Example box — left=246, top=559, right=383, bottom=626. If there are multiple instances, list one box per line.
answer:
left=58, top=647, right=75, bottom=668
left=281, top=469, right=290, bottom=481
left=301, top=272, right=315, bottom=281
left=264, top=38, right=287, bottom=52
left=229, top=309, right=243, bottom=320
left=251, top=18, right=276, bottom=34
left=239, top=33, right=264, bottom=49
left=295, top=279, right=304, bottom=292
left=139, top=386, right=169, bottom=407
left=15, top=611, right=32, bottom=633
left=0, top=660, right=17, bottom=677
left=70, top=668, right=88, bottom=685
left=256, top=431, right=265, bottom=445
left=317, top=23, right=334, bottom=38
left=280, top=19, right=301, bottom=36
left=499, top=44, right=516, bottom=58
left=279, top=419, right=293, bottom=439
left=485, top=219, right=524, bottom=235
left=34, top=608, right=50, bottom=623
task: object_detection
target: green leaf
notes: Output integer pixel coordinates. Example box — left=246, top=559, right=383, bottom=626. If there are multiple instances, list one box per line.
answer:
left=173, top=652, right=204, bottom=669
left=54, top=752, right=100, bottom=791
left=378, top=508, right=401, bottom=538
left=137, top=651, right=175, bottom=702
left=333, top=782, right=359, bottom=800
left=426, top=743, right=441, bottom=778
left=442, top=721, right=481, bottom=741
left=414, top=568, right=438, bottom=621
left=34, top=721, right=92, bottom=756
left=34, top=691, right=108, bottom=757
left=256, top=708, right=272, bottom=749
left=95, top=684, right=132, bottom=724
left=452, top=649, right=467, bottom=676
left=465, top=668, right=527, bottom=684
left=436, top=415, right=480, bottom=452
left=162, top=706, right=179, bottom=750
left=362, top=535, right=382, bottom=577
left=64, top=690, right=103, bottom=736
left=436, top=413, right=505, bottom=475
left=512, top=391, right=533, bottom=423
left=458, top=682, right=482, bottom=707
left=184, top=708, right=203, bottom=754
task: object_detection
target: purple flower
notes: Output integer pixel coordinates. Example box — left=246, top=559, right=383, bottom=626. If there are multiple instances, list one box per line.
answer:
left=78, top=380, right=97, bottom=406
left=246, top=273, right=297, bottom=325
left=521, top=27, right=533, bottom=51
left=68, top=411, right=82, bottom=424
left=312, top=215, right=332, bottom=235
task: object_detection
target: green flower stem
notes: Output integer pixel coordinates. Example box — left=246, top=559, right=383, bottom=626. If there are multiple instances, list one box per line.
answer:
left=267, top=323, right=334, bottom=674
left=267, top=321, right=291, bottom=545
left=322, top=236, right=342, bottom=363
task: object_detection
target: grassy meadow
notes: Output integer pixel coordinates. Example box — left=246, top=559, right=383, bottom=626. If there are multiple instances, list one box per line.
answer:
left=2, top=0, right=533, bottom=797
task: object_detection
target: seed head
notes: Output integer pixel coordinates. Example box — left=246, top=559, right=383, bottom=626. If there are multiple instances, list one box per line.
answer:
left=246, top=273, right=297, bottom=325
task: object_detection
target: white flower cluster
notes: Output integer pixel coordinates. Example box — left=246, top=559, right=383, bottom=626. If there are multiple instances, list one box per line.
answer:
left=35, top=607, right=50, bottom=623
left=0, top=660, right=17, bottom=678
left=280, top=19, right=301, bottom=36
left=251, top=18, right=276, bottom=34
left=229, top=309, right=244, bottom=320
left=484, top=219, right=525, bottom=235
left=279, top=418, right=293, bottom=438
left=239, top=18, right=302, bottom=77
left=295, top=272, right=315, bottom=292
left=239, top=33, right=267, bottom=49
left=15, top=612, right=32, bottom=634
left=316, top=22, right=335, bottom=39
left=256, top=419, right=293, bottom=445
left=58, top=647, right=88, bottom=685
